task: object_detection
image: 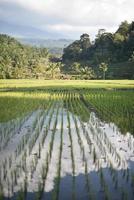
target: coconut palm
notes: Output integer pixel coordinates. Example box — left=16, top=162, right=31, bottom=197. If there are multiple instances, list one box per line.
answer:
left=99, top=62, right=108, bottom=80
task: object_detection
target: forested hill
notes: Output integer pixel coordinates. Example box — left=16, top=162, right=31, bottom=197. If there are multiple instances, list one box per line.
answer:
left=62, top=21, right=134, bottom=79
left=0, top=34, right=50, bottom=79
left=0, top=21, right=134, bottom=80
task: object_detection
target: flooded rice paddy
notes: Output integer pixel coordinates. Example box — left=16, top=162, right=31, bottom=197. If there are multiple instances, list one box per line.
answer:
left=0, top=89, right=134, bottom=200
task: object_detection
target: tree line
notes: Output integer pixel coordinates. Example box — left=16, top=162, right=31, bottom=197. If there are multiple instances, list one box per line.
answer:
left=62, top=21, right=134, bottom=79
left=0, top=34, right=61, bottom=79
left=0, top=21, right=134, bottom=80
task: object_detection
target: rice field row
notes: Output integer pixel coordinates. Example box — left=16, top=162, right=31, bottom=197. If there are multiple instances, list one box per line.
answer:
left=0, top=90, right=134, bottom=200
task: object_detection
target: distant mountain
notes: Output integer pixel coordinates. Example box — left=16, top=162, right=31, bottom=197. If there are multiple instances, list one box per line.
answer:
left=0, top=20, right=65, bottom=39
left=17, top=38, right=74, bottom=55
left=0, top=20, right=73, bottom=55
left=17, top=38, right=73, bottom=48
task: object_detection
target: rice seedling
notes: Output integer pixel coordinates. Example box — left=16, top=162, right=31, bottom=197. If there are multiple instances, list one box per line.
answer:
left=52, top=106, right=64, bottom=200
left=0, top=86, right=134, bottom=199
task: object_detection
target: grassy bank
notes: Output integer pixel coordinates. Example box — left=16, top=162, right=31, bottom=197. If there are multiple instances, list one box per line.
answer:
left=0, top=80, right=134, bottom=90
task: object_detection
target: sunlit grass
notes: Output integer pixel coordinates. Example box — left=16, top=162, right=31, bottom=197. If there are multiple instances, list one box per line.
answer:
left=0, top=79, right=134, bottom=90
left=0, top=92, right=51, bottom=122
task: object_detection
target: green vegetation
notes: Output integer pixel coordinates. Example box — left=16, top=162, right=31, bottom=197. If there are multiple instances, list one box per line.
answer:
left=99, top=62, right=108, bottom=80
left=83, top=90, right=134, bottom=134
left=0, top=81, right=134, bottom=199
left=0, top=21, right=134, bottom=80
left=62, top=21, right=134, bottom=79
left=0, top=6, right=134, bottom=200
left=0, top=80, right=134, bottom=90
left=0, top=91, right=51, bottom=122
left=0, top=80, right=133, bottom=133
left=0, top=34, right=61, bottom=79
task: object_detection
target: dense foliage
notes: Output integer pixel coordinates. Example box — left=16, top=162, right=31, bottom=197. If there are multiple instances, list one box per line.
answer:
left=62, top=21, right=134, bottom=79
left=0, top=20, right=134, bottom=80
left=0, top=34, right=62, bottom=79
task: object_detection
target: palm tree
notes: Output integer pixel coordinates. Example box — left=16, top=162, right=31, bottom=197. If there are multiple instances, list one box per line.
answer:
left=47, top=62, right=60, bottom=79
left=73, top=63, right=95, bottom=79
left=79, top=66, right=95, bottom=79
left=99, top=62, right=108, bottom=80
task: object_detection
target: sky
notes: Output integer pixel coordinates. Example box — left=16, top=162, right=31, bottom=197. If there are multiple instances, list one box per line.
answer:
left=0, top=0, right=134, bottom=39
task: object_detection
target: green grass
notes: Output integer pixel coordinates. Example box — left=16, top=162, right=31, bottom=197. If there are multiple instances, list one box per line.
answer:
left=0, top=79, right=134, bottom=90
left=0, top=92, right=50, bottom=122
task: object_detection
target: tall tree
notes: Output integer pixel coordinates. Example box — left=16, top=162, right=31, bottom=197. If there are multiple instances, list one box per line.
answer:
left=99, top=62, right=108, bottom=80
left=47, top=62, right=60, bottom=79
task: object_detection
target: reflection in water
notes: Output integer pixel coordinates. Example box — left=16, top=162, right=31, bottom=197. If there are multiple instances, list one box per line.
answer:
left=0, top=90, right=134, bottom=200
left=0, top=91, right=134, bottom=200
left=83, top=90, right=134, bottom=135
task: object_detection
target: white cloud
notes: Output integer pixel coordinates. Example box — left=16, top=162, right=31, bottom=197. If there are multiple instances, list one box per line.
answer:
left=0, top=0, right=134, bottom=38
